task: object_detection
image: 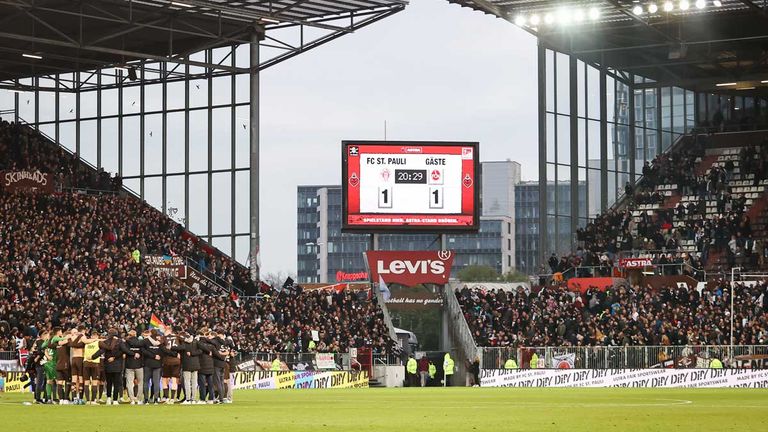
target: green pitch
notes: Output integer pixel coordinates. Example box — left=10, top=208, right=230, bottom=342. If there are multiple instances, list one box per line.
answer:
left=1, top=388, right=766, bottom=431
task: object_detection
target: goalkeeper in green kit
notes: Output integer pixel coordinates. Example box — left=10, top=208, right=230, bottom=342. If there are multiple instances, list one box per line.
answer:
left=41, top=327, right=68, bottom=404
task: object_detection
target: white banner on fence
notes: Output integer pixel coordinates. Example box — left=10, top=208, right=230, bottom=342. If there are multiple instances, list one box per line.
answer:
left=550, top=353, right=575, bottom=369
left=480, top=368, right=768, bottom=388
left=316, top=353, right=336, bottom=370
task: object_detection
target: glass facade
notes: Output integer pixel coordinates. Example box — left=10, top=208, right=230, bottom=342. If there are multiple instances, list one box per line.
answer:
left=539, top=45, right=703, bottom=264
left=0, top=45, right=252, bottom=263
left=515, top=181, right=586, bottom=275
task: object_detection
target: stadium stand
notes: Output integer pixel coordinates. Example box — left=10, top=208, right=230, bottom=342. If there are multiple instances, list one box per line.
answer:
left=456, top=280, right=768, bottom=348
left=0, top=120, right=394, bottom=356
left=459, top=130, right=768, bottom=351
left=549, top=131, right=768, bottom=279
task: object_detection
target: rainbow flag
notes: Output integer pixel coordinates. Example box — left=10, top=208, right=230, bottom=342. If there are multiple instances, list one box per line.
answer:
left=149, top=314, right=168, bottom=334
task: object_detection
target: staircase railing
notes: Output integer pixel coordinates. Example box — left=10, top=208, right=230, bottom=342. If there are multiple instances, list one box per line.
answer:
left=443, top=284, right=480, bottom=365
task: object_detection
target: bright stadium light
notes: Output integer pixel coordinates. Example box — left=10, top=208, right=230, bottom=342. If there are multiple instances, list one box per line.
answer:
left=632, top=5, right=644, bottom=15
left=22, top=53, right=42, bottom=59
left=664, top=1, right=674, bottom=11
left=695, top=0, right=706, bottom=9
left=589, top=7, right=600, bottom=20
left=544, top=13, right=554, bottom=24
left=680, top=0, right=690, bottom=10
left=715, top=82, right=737, bottom=87
left=648, top=3, right=659, bottom=13
left=530, top=14, right=541, bottom=25
left=170, top=1, right=192, bottom=7
left=514, top=15, right=526, bottom=26
left=762, top=80, right=768, bottom=83
left=713, top=0, right=722, bottom=6
left=557, top=8, right=573, bottom=25
left=574, top=9, right=585, bottom=22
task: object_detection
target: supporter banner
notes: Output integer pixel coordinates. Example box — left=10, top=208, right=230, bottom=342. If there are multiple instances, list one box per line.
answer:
left=0, top=371, right=30, bottom=392
left=183, top=267, right=222, bottom=293
left=567, top=277, right=628, bottom=293
left=551, top=353, right=576, bottom=369
left=143, top=255, right=187, bottom=279
left=480, top=368, right=768, bottom=388
left=232, top=370, right=368, bottom=390
left=619, top=258, right=654, bottom=268
left=1, top=170, right=54, bottom=193
left=316, top=353, right=336, bottom=370
left=366, top=250, right=454, bottom=286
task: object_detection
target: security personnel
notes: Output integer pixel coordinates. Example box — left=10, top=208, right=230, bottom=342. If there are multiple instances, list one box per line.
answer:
left=709, top=358, right=723, bottom=369
left=529, top=352, right=539, bottom=369
left=442, top=353, right=454, bottom=387
left=132, top=249, right=141, bottom=264
left=504, top=358, right=518, bottom=369
left=428, top=362, right=437, bottom=382
left=270, top=356, right=281, bottom=371
left=406, top=355, right=418, bottom=387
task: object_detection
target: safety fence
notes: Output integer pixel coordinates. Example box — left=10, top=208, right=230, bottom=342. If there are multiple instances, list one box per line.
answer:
left=481, top=345, right=768, bottom=369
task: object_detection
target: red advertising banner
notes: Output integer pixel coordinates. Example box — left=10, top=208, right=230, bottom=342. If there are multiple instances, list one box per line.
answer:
left=335, top=270, right=369, bottom=282
left=366, top=250, right=454, bottom=286
left=619, top=258, right=654, bottom=268
left=1, top=170, right=54, bottom=193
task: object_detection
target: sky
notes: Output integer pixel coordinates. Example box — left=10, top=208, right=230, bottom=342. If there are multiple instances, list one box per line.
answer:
left=257, top=0, right=538, bottom=275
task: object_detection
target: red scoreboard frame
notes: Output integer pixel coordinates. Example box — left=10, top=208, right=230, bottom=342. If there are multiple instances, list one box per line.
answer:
left=342, top=141, right=480, bottom=232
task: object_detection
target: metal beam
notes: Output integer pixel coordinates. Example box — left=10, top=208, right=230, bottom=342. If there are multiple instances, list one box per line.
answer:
left=0, top=31, right=249, bottom=73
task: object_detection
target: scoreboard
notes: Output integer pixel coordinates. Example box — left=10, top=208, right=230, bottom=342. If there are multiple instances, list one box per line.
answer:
left=342, top=141, right=479, bottom=232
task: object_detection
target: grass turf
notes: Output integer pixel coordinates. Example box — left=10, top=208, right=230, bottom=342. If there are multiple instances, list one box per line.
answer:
left=1, top=388, right=766, bottom=431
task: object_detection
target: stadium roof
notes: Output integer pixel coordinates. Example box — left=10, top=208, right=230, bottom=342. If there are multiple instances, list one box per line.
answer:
left=449, top=1, right=768, bottom=93
left=0, top=0, right=406, bottom=86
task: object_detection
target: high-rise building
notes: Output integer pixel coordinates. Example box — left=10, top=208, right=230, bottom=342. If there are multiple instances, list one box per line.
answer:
left=297, top=161, right=519, bottom=284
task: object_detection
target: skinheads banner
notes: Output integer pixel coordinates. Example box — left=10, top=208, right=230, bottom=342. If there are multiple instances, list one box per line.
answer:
left=232, top=370, right=368, bottom=390
left=366, top=250, right=455, bottom=286
left=480, top=368, right=768, bottom=388
left=1, top=170, right=54, bottom=193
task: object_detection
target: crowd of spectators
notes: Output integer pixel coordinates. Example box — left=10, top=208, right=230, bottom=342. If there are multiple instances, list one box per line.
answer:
left=0, top=120, right=121, bottom=191
left=552, top=134, right=768, bottom=276
left=0, top=120, right=394, bottom=355
left=0, top=190, right=393, bottom=355
left=458, top=281, right=768, bottom=348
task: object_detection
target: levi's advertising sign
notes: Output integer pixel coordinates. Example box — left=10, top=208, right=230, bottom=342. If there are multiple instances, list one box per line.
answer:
left=366, top=250, right=454, bottom=286
left=342, top=141, right=479, bottom=232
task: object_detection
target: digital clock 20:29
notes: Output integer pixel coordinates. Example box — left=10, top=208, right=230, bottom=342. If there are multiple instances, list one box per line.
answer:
left=394, top=169, right=427, bottom=184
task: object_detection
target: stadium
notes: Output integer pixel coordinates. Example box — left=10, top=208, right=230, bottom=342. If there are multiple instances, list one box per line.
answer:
left=0, top=0, right=767, bottom=430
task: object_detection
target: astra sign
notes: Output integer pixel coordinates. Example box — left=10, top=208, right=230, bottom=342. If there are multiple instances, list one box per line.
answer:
left=619, top=258, right=654, bottom=268
left=366, top=250, right=454, bottom=286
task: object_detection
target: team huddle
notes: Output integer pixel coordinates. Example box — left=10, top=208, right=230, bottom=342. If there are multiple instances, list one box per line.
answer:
left=24, top=325, right=238, bottom=405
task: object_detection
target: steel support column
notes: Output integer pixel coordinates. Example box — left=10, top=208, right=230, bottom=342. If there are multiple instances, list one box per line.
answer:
left=250, top=28, right=265, bottom=282
left=162, top=62, right=168, bottom=215
left=628, top=76, right=637, bottom=185
left=208, top=48, right=214, bottom=244
left=75, top=73, right=80, bottom=156
left=569, top=55, right=579, bottom=244
left=599, top=66, right=608, bottom=213
left=537, top=43, right=548, bottom=264
left=230, top=45, right=237, bottom=259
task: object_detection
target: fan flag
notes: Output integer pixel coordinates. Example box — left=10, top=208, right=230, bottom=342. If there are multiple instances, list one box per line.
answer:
left=149, top=314, right=168, bottom=334
left=230, top=290, right=240, bottom=307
